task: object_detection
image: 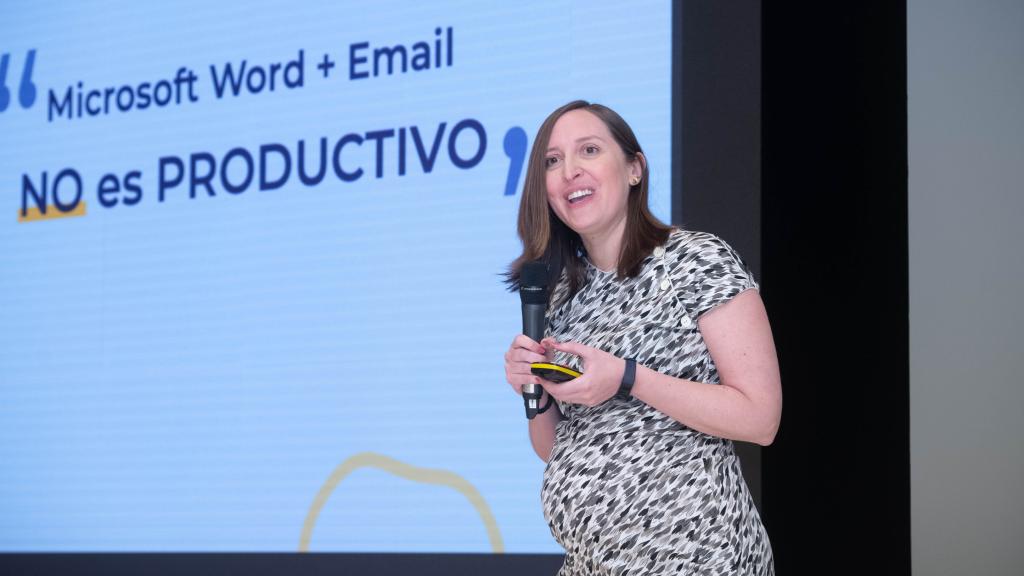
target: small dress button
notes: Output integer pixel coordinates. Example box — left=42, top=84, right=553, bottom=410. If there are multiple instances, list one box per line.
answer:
left=660, top=279, right=671, bottom=291
left=653, top=246, right=666, bottom=258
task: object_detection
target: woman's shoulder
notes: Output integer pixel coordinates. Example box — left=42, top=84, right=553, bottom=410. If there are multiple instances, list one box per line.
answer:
left=663, top=228, right=738, bottom=261
left=663, top=228, right=759, bottom=311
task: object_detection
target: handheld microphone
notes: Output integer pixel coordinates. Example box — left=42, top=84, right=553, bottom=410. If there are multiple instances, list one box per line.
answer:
left=519, top=261, right=549, bottom=419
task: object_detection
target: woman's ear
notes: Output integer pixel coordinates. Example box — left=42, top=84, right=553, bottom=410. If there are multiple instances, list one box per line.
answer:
left=630, top=152, right=646, bottom=182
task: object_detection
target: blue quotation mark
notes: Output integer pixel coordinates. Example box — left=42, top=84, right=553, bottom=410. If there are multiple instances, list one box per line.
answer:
left=0, top=49, right=38, bottom=113
left=503, top=126, right=527, bottom=196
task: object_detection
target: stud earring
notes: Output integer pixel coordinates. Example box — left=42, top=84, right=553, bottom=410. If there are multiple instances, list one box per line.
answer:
left=629, top=176, right=641, bottom=186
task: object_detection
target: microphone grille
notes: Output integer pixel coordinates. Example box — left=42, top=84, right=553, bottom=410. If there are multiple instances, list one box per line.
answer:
left=521, top=262, right=549, bottom=288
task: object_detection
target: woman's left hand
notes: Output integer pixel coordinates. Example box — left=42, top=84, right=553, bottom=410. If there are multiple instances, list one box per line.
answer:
left=541, top=338, right=626, bottom=407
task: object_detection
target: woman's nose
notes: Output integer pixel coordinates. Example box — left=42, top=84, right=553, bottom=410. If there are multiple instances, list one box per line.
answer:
left=562, top=159, right=582, bottom=181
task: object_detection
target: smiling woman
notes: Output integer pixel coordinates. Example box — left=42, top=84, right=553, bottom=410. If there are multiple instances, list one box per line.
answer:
left=542, top=109, right=643, bottom=269
left=507, top=101, right=671, bottom=299
left=502, top=101, right=781, bottom=575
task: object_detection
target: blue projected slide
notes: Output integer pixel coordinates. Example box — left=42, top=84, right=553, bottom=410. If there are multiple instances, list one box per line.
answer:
left=0, top=1, right=672, bottom=552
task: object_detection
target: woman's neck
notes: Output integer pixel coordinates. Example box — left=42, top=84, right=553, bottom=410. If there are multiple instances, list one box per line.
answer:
left=581, top=220, right=626, bottom=272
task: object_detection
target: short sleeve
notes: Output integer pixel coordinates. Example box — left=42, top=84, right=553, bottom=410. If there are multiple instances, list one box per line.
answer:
left=690, top=234, right=759, bottom=318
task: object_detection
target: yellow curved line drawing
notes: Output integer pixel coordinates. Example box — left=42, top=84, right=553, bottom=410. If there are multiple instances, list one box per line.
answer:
left=299, top=451, right=504, bottom=553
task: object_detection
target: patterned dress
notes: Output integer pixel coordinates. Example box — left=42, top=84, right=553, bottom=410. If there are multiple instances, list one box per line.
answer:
left=542, top=229, right=774, bottom=575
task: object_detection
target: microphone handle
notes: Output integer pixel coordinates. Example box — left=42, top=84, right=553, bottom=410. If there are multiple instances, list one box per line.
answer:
left=522, top=302, right=547, bottom=419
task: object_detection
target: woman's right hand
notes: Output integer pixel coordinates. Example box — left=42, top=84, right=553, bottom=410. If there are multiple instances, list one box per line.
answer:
left=503, top=335, right=552, bottom=395
left=507, top=336, right=564, bottom=461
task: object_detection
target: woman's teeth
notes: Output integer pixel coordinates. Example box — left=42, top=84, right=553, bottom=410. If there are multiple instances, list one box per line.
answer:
left=568, top=189, right=593, bottom=203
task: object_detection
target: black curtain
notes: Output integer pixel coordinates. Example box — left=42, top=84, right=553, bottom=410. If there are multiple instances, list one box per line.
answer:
left=761, top=2, right=910, bottom=574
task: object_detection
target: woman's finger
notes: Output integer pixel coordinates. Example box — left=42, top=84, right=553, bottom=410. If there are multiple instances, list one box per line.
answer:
left=507, top=362, right=539, bottom=376
left=550, top=340, right=590, bottom=357
left=538, top=338, right=559, bottom=361
left=544, top=374, right=600, bottom=405
left=539, top=337, right=559, bottom=349
left=538, top=379, right=563, bottom=400
left=513, top=334, right=547, bottom=356
left=509, top=374, right=542, bottom=394
left=509, top=347, right=548, bottom=365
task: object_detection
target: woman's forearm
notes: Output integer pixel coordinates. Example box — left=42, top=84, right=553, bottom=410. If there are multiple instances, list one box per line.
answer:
left=630, top=365, right=781, bottom=446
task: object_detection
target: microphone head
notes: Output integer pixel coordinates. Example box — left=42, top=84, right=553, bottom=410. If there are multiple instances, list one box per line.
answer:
left=521, top=261, right=548, bottom=288
left=519, top=261, right=549, bottom=305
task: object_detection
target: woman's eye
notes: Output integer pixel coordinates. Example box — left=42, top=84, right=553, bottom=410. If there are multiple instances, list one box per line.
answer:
left=545, top=156, right=560, bottom=168
left=583, top=144, right=600, bottom=155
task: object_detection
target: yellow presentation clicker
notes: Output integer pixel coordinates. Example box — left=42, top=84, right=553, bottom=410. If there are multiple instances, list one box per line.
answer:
left=530, top=363, right=582, bottom=383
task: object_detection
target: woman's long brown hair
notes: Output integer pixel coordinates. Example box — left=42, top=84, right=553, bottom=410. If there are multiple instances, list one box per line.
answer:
left=505, top=100, right=671, bottom=304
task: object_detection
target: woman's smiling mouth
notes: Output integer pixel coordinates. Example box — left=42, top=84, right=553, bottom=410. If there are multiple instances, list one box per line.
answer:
left=567, top=188, right=594, bottom=204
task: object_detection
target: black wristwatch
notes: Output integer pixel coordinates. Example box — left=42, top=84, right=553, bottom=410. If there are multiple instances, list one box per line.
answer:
left=617, top=358, right=637, bottom=398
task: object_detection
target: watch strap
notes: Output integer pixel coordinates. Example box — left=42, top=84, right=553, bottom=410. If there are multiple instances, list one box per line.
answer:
left=618, top=357, right=637, bottom=398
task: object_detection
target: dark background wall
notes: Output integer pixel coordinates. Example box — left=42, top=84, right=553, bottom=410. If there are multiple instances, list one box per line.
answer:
left=680, top=3, right=910, bottom=574
left=760, top=2, right=910, bottom=574
left=675, top=0, right=764, bottom=507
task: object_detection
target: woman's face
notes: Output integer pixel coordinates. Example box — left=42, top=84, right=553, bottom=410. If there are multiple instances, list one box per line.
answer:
left=544, top=109, right=642, bottom=242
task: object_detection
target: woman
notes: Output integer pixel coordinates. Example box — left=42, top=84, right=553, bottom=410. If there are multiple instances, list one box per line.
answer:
left=504, top=101, right=781, bottom=574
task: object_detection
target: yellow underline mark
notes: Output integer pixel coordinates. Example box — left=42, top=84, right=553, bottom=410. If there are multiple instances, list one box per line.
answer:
left=299, top=451, right=504, bottom=553
left=18, top=202, right=87, bottom=223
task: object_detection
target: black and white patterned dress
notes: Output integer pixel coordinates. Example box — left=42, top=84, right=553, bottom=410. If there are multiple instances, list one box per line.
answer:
left=542, top=228, right=774, bottom=575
